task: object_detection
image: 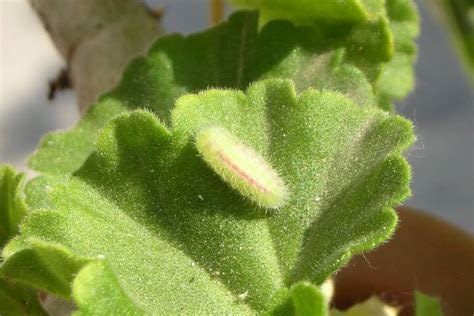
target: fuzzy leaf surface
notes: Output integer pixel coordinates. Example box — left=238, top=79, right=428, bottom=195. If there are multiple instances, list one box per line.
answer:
left=5, top=80, right=413, bottom=313
left=231, top=0, right=420, bottom=110
left=230, top=0, right=378, bottom=24
left=264, top=282, right=328, bottom=316
left=0, top=165, right=27, bottom=248
left=72, top=259, right=146, bottom=316
left=28, top=11, right=376, bottom=175
left=289, top=282, right=327, bottom=316
left=377, top=0, right=419, bottom=109
left=0, top=166, right=47, bottom=315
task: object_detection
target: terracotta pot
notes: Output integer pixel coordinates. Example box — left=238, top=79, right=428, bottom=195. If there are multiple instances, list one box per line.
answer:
left=333, top=207, right=474, bottom=316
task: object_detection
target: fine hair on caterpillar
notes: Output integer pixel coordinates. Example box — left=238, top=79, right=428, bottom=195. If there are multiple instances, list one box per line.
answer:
left=195, top=126, right=289, bottom=209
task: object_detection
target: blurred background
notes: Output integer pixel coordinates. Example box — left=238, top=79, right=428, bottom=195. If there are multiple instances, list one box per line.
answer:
left=0, top=0, right=472, bottom=232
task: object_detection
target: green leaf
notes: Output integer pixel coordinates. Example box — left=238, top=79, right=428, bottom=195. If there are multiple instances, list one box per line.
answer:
left=230, top=0, right=394, bottom=66
left=230, top=0, right=420, bottom=109
left=0, top=279, right=47, bottom=316
left=230, top=0, right=375, bottom=24
left=290, top=282, right=327, bottom=316
left=264, top=288, right=293, bottom=315
left=1, top=239, right=91, bottom=298
left=264, top=282, right=328, bottom=316
left=4, top=79, right=414, bottom=313
left=377, top=0, right=420, bottom=109
left=28, top=11, right=376, bottom=176
left=24, top=175, right=62, bottom=211
left=415, top=291, right=443, bottom=316
left=174, top=80, right=413, bottom=284
left=73, top=259, right=146, bottom=316
left=0, top=165, right=27, bottom=248
left=0, top=166, right=48, bottom=315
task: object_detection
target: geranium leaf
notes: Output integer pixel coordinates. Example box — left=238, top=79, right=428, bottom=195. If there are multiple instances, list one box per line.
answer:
left=263, top=288, right=292, bottom=315
left=230, top=0, right=394, bottom=63
left=263, top=282, right=328, bottom=316
left=3, top=79, right=414, bottom=313
left=0, top=166, right=48, bottom=316
left=28, top=10, right=376, bottom=176
left=377, top=0, right=420, bottom=109
left=1, top=239, right=91, bottom=298
left=229, top=0, right=373, bottom=24
left=24, top=175, right=63, bottom=211
left=72, top=259, right=146, bottom=316
left=4, top=191, right=255, bottom=314
left=290, top=282, right=327, bottom=316
left=230, top=0, right=419, bottom=110
left=0, top=165, right=27, bottom=248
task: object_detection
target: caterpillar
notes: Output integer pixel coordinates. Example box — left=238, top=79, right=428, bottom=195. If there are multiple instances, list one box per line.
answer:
left=195, top=126, right=288, bottom=209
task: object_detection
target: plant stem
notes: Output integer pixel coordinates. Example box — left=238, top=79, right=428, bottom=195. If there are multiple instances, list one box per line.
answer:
left=210, top=0, right=224, bottom=25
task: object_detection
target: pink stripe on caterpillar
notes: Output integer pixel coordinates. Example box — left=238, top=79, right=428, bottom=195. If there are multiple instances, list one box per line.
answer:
left=195, top=126, right=289, bottom=209
left=217, top=151, right=270, bottom=194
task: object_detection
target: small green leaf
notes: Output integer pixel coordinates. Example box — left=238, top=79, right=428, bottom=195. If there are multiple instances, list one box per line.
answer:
left=28, top=11, right=375, bottom=175
left=377, top=0, right=420, bottom=108
left=0, top=165, right=27, bottom=248
left=73, top=259, right=146, bottom=316
left=415, top=291, right=443, bottom=316
left=264, top=282, right=328, bottom=316
left=4, top=79, right=414, bottom=313
left=290, top=282, right=327, bottom=316
left=264, top=288, right=292, bottom=315
left=1, top=239, right=91, bottom=298
left=0, top=166, right=48, bottom=315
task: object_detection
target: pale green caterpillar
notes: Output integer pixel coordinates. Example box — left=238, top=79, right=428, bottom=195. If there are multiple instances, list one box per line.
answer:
left=195, top=126, right=288, bottom=209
